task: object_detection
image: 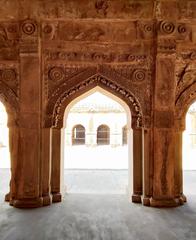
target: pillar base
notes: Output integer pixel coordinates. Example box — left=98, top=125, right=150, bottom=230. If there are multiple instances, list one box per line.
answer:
left=150, top=197, right=182, bottom=208
left=132, top=194, right=142, bottom=203
left=52, top=193, right=62, bottom=203
left=42, top=195, right=52, bottom=206
left=142, top=196, right=151, bottom=206
left=13, top=197, right=43, bottom=208
left=5, top=192, right=10, bottom=202
left=181, top=194, right=187, bottom=203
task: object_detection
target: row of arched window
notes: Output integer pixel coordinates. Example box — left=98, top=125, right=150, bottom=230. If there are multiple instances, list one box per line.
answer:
left=72, top=124, right=127, bottom=145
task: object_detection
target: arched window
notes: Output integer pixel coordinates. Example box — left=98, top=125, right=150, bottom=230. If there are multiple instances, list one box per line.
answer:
left=122, top=125, right=127, bottom=145
left=97, top=125, right=110, bottom=145
left=72, top=125, right=85, bottom=145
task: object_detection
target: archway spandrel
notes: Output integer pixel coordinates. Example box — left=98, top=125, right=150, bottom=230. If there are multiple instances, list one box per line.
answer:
left=45, top=74, right=144, bottom=129
left=0, top=80, right=19, bottom=126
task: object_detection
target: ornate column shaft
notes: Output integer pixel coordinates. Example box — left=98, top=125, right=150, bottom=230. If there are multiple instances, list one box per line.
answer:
left=174, top=120, right=186, bottom=204
left=150, top=55, right=181, bottom=207
left=13, top=27, right=43, bottom=207
left=51, top=128, right=62, bottom=203
left=5, top=120, right=19, bottom=205
left=132, top=125, right=143, bottom=203
left=41, top=128, right=52, bottom=206
left=142, top=128, right=153, bottom=206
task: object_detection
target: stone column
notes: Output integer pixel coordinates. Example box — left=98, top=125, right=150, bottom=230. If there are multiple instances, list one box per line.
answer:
left=41, top=128, right=52, bottom=206
left=13, top=52, right=43, bottom=208
left=174, top=120, right=186, bottom=204
left=142, top=128, right=153, bottom=206
left=150, top=56, right=181, bottom=207
left=132, top=126, right=143, bottom=203
left=5, top=118, right=19, bottom=204
left=51, top=128, right=62, bottom=203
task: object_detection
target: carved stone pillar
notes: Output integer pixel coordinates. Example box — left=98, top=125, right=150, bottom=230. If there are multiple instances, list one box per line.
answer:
left=150, top=56, right=181, bottom=207
left=5, top=118, right=19, bottom=204
left=51, top=128, right=62, bottom=203
left=41, top=128, right=52, bottom=206
left=174, top=120, right=186, bottom=204
left=142, top=128, right=153, bottom=206
left=132, top=126, right=143, bottom=203
left=13, top=52, right=43, bottom=208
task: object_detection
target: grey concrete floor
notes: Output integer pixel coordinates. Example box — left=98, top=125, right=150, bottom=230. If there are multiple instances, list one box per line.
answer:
left=0, top=169, right=196, bottom=240
left=64, top=169, right=128, bottom=194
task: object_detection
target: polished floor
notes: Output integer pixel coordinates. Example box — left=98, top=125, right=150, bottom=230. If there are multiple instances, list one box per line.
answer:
left=0, top=169, right=196, bottom=240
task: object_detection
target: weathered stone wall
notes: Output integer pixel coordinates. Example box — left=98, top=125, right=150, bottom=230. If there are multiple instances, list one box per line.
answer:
left=0, top=0, right=195, bottom=208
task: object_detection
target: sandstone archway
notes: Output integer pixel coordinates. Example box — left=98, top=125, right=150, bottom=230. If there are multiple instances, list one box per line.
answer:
left=174, top=80, right=196, bottom=204
left=45, top=74, right=144, bottom=204
left=0, top=81, right=19, bottom=204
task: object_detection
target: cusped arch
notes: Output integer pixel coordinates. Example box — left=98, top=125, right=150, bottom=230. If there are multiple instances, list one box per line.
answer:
left=0, top=81, right=19, bottom=126
left=45, top=74, right=143, bottom=129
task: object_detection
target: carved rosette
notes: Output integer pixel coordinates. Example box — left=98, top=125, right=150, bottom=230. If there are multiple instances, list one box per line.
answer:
left=21, top=20, right=37, bottom=35
left=159, top=21, right=175, bottom=34
left=137, top=21, right=154, bottom=39
left=48, top=67, right=64, bottom=82
left=45, top=64, right=89, bottom=99
left=1, top=69, right=16, bottom=82
left=0, top=68, right=18, bottom=96
left=132, top=69, right=146, bottom=82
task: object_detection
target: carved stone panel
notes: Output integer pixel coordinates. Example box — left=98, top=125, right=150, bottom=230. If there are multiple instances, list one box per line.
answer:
left=155, top=58, right=175, bottom=110
left=0, top=64, right=19, bottom=97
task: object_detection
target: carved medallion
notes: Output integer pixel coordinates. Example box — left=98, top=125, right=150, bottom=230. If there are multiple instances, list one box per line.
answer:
left=21, top=20, right=36, bottom=35
left=160, top=21, right=175, bottom=34
left=132, top=69, right=146, bottom=82
left=1, top=69, right=16, bottom=82
left=48, top=67, right=64, bottom=82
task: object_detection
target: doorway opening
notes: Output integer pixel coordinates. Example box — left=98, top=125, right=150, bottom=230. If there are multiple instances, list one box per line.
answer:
left=0, top=101, right=10, bottom=202
left=62, top=87, right=133, bottom=196
left=183, top=101, right=196, bottom=196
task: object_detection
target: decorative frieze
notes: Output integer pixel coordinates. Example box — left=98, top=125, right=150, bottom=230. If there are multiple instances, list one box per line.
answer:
left=44, top=49, right=149, bottom=64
